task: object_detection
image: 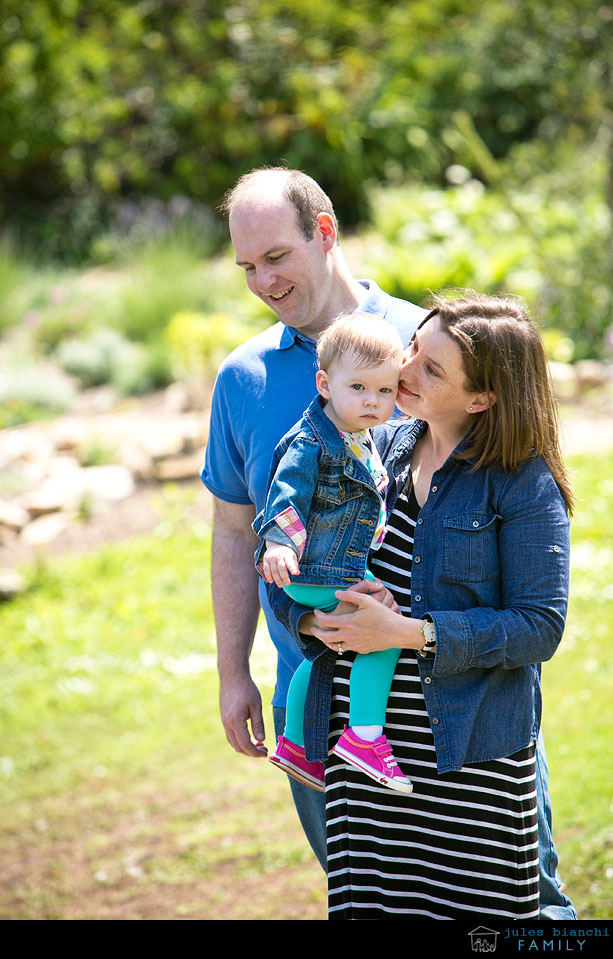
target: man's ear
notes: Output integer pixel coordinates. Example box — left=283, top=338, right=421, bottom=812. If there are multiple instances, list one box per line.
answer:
left=316, top=213, right=337, bottom=252
left=316, top=369, right=331, bottom=399
left=467, top=391, right=497, bottom=414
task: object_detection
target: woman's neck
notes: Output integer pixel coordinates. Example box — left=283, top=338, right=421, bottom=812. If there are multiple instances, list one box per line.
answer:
left=423, top=421, right=468, bottom=467
left=410, top=422, right=468, bottom=506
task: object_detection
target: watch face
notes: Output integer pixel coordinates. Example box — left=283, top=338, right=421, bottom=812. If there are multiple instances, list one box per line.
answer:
left=423, top=622, right=435, bottom=644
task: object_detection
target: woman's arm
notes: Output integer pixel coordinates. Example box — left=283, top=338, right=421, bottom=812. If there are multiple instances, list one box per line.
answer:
left=308, top=588, right=426, bottom=654
left=267, top=575, right=413, bottom=658
left=296, top=576, right=426, bottom=655
left=430, top=460, right=570, bottom=675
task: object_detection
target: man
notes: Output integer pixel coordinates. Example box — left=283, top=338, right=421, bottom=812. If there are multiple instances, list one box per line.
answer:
left=200, top=166, right=576, bottom=919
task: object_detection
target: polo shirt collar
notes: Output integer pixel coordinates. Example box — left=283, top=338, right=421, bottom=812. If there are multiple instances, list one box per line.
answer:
left=277, top=279, right=380, bottom=351
left=278, top=323, right=317, bottom=351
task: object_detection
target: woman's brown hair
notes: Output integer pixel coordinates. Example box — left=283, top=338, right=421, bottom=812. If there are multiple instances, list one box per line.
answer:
left=423, top=292, right=574, bottom=515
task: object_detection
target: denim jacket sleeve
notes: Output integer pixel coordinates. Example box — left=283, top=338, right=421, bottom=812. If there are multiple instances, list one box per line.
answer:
left=252, top=433, right=322, bottom=570
left=428, top=457, right=570, bottom=677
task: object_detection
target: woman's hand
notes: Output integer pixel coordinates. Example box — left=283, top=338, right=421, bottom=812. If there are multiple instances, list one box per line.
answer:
left=334, top=577, right=400, bottom=616
left=309, top=586, right=423, bottom=656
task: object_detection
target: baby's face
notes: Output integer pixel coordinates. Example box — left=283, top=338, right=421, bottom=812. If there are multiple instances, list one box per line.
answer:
left=316, top=353, right=401, bottom=433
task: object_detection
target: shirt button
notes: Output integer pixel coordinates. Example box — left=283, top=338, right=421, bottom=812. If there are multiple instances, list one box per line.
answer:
left=414, top=556, right=421, bottom=563
left=424, top=676, right=432, bottom=685
left=431, top=486, right=438, bottom=493
left=432, top=717, right=439, bottom=725
left=472, top=520, right=479, bottom=527
left=417, top=518, right=424, bottom=525
left=414, top=594, right=421, bottom=602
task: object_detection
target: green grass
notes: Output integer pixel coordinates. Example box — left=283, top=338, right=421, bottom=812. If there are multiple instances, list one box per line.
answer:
left=0, top=508, right=324, bottom=920
left=0, top=454, right=612, bottom=920
left=541, top=450, right=613, bottom=920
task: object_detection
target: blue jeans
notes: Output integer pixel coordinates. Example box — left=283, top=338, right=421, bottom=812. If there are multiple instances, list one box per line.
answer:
left=536, top=731, right=577, bottom=919
left=274, top=711, right=577, bottom=916
left=273, top=706, right=327, bottom=872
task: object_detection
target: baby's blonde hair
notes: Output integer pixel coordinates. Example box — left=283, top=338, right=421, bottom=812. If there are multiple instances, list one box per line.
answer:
left=317, top=313, right=404, bottom=373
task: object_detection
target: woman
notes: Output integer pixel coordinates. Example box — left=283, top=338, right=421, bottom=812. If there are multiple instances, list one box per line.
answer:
left=268, top=292, right=573, bottom=920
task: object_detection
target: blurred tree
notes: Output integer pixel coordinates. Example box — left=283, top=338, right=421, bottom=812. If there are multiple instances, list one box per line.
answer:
left=0, top=0, right=611, bottom=271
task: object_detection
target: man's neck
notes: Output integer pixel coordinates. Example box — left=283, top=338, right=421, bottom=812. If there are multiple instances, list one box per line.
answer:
left=313, top=273, right=365, bottom=340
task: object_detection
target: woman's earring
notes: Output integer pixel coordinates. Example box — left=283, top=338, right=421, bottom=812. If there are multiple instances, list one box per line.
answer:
left=467, top=406, right=474, bottom=412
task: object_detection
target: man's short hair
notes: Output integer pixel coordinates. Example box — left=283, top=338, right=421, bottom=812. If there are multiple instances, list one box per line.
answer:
left=317, top=313, right=404, bottom=372
left=219, top=166, right=339, bottom=241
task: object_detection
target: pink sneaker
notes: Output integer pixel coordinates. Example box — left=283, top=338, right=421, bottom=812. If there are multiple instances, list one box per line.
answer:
left=268, top=735, right=325, bottom=792
left=332, top=727, right=413, bottom=793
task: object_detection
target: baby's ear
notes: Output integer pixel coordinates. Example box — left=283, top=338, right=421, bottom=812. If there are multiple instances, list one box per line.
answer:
left=316, top=369, right=331, bottom=400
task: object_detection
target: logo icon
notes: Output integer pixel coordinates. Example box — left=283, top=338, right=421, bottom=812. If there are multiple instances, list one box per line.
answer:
left=469, top=927, right=499, bottom=953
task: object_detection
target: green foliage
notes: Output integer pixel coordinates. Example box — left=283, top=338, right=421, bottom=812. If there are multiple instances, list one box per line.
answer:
left=1, top=0, right=611, bottom=264
left=0, top=366, right=75, bottom=428
left=351, top=158, right=612, bottom=358
left=0, top=238, right=27, bottom=334
left=165, top=310, right=261, bottom=379
left=0, top=0, right=611, bottom=355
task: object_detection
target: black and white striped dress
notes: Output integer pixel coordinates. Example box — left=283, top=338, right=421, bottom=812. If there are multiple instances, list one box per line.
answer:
left=326, top=481, right=539, bottom=920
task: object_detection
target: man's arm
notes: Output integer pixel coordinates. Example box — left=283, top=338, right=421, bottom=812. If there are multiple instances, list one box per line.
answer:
left=211, top=496, right=267, bottom=758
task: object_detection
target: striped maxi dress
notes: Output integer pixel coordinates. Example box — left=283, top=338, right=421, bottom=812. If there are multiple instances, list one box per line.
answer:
left=326, top=480, right=539, bottom=920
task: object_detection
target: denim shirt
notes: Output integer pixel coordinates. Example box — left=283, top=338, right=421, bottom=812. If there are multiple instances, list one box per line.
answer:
left=252, top=394, right=385, bottom=586
left=268, top=418, right=571, bottom=773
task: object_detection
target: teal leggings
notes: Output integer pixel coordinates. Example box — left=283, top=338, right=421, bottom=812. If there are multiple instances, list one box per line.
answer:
left=282, top=576, right=401, bottom=746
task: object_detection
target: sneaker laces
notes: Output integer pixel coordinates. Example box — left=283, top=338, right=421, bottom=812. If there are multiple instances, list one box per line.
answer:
left=374, top=737, right=401, bottom=774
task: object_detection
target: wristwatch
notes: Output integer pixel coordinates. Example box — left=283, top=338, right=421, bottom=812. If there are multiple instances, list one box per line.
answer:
left=418, top=618, right=436, bottom=658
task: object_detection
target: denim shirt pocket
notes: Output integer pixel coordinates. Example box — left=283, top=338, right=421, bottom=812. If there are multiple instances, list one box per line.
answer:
left=442, top=512, right=501, bottom=583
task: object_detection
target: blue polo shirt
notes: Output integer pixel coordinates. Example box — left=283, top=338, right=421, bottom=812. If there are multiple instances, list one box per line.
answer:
left=200, top=279, right=426, bottom=706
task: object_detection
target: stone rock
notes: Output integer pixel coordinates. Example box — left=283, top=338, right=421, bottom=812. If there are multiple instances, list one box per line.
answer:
left=20, top=456, right=84, bottom=515
left=80, top=464, right=136, bottom=504
left=20, top=512, right=72, bottom=546
left=19, top=460, right=135, bottom=516
left=0, top=501, right=30, bottom=532
left=48, top=418, right=90, bottom=452
left=548, top=360, right=576, bottom=400
left=575, top=360, right=609, bottom=394
left=0, top=567, right=25, bottom=600
left=153, top=452, right=205, bottom=482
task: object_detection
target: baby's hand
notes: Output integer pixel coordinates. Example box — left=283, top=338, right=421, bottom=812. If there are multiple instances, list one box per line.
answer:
left=262, top=541, right=300, bottom=588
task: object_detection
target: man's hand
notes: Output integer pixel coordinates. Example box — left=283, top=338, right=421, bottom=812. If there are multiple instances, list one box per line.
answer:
left=212, top=497, right=267, bottom=759
left=219, top=673, right=267, bottom=758
left=262, top=541, right=300, bottom=587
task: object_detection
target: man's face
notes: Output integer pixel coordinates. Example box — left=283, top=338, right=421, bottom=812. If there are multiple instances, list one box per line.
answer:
left=230, top=196, right=335, bottom=340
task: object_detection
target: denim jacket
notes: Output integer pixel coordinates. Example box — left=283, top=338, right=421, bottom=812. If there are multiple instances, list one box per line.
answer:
left=252, top=395, right=385, bottom=586
left=268, top=418, right=571, bottom=773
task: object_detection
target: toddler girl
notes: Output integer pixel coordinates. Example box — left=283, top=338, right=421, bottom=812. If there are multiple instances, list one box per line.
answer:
left=253, top=313, right=413, bottom=794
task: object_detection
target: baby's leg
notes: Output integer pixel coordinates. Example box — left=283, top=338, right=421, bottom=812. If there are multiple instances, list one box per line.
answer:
left=333, top=648, right=413, bottom=793
left=270, top=655, right=325, bottom=792
left=280, top=583, right=339, bottom=746
left=349, top=648, right=401, bottom=736
left=284, top=658, right=313, bottom=746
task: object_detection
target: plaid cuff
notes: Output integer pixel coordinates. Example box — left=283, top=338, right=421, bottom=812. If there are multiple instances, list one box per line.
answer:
left=273, top=506, right=307, bottom=558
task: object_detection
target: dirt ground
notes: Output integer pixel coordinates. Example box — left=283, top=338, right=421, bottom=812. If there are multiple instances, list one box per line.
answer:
left=0, top=782, right=327, bottom=921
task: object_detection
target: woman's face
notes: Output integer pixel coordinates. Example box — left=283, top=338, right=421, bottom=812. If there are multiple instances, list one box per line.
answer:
left=397, top=314, right=477, bottom=428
